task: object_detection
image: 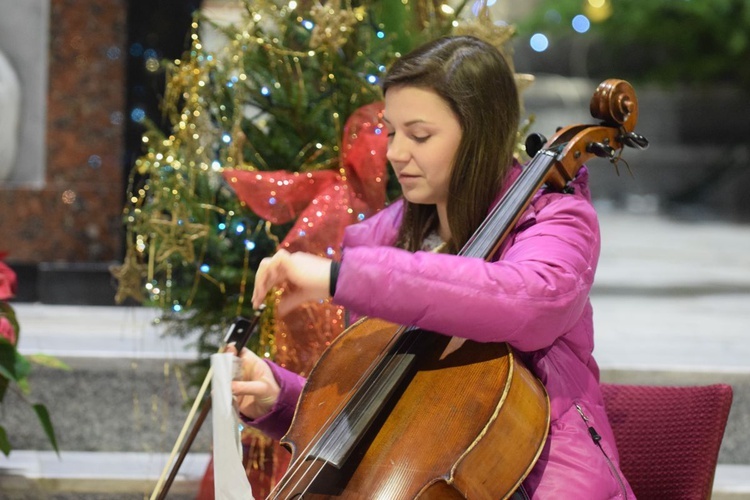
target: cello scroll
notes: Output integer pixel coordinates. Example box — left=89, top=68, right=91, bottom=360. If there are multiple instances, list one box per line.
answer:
left=527, top=78, right=649, bottom=191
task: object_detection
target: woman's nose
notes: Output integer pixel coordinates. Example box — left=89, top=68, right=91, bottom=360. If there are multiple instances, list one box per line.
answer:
left=386, top=135, right=408, bottom=164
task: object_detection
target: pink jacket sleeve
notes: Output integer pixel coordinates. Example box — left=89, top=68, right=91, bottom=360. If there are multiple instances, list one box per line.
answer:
left=239, top=360, right=305, bottom=440
left=333, top=182, right=600, bottom=353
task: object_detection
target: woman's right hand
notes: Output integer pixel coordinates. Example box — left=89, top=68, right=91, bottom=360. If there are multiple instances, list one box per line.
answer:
left=251, top=249, right=332, bottom=314
left=225, top=344, right=281, bottom=420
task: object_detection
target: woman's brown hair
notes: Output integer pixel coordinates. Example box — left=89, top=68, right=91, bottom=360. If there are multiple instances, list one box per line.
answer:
left=382, top=35, right=520, bottom=253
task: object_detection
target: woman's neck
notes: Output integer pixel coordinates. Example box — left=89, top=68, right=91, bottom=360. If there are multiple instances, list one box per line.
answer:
left=436, top=203, right=451, bottom=242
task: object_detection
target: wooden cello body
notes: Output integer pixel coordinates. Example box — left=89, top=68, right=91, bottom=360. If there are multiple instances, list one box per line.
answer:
left=268, top=79, right=648, bottom=499
left=277, top=318, right=548, bottom=499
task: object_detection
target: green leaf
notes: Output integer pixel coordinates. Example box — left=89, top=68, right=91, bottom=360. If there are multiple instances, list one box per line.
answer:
left=0, top=341, right=32, bottom=384
left=27, top=354, right=71, bottom=371
left=0, top=377, right=7, bottom=403
left=17, top=377, right=30, bottom=394
left=32, top=404, right=59, bottom=455
left=0, top=341, right=17, bottom=381
left=0, top=425, right=10, bottom=456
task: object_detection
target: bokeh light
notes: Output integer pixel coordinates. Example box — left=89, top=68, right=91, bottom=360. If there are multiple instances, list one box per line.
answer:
left=584, top=0, right=613, bottom=23
left=530, top=33, right=550, bottom=52
left=572, top=15, right=591, bottom=33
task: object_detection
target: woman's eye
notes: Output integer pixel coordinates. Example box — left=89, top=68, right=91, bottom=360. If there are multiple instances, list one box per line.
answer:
left=413, top=135, right=430, bottom=143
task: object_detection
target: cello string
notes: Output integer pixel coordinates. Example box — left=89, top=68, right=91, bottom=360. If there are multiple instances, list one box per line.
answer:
left=266, top=322, right=413, bottom=497
left=267, top=329, right=408, bottom=498
left=282, top=326, right=425, bottom=498
left=462, top=153, right=556, bottom=259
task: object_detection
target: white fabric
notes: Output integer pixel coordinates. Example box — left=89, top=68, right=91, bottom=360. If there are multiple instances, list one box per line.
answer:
left=211, top=352, right=253, bottom=500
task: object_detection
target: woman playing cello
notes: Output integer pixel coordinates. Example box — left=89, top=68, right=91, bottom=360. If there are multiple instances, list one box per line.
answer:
left=229, top=35, right=635, bottom=499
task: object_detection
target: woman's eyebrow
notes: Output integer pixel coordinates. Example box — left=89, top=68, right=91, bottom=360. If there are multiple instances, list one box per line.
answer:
left=382, top=117, right=429, bottom=127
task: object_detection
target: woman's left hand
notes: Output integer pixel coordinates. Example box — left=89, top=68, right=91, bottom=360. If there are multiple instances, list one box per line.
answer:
left=225, top=344, right=280, bottom=420
left=251, top=249, right=332, bottom=315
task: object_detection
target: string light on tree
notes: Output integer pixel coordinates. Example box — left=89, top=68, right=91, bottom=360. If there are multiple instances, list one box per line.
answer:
left=584, top=0, right=612, bottom=23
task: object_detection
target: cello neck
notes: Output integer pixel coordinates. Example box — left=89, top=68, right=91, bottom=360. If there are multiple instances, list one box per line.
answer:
left=460, top=150, right=559, bottom=261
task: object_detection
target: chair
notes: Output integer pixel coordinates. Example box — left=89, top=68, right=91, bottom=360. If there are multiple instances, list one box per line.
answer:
left=601, top=383, right=733, bottom=500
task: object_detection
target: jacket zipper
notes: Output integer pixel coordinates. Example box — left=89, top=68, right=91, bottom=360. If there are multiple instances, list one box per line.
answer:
left=575, top=403, right=629, bottom=499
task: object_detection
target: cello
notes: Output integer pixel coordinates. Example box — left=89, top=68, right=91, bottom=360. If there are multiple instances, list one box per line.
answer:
left=266, top=78, right=649, bottom=499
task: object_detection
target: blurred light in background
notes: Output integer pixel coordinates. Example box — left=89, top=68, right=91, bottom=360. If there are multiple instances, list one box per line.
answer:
left=529, top=33, right=550, bottom=52
left=572, top=14, right=591, bottom=33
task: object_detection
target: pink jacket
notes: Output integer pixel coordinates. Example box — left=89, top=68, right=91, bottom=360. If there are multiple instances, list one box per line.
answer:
left=251, top=165, right=634, bottom=499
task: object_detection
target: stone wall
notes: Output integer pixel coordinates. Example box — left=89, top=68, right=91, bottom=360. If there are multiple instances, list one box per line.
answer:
left=0, top=0, right=126, bottom=265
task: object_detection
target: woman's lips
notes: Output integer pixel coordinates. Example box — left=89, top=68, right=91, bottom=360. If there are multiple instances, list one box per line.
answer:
left=397, top=172, right=419, bottom=181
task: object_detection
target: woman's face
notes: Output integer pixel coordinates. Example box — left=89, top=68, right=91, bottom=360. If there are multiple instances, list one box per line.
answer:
left=384, top=86, right=462, bottom=208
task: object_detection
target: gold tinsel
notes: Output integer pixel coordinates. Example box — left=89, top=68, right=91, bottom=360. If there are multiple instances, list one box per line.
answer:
left=149, top=210, right=210, bottom=264
left=309, top=0, right=359, bottom=51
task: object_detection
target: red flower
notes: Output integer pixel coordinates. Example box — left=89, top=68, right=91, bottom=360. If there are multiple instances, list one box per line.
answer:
left=0, top=315, right=16, bottom=345
left=0, top=257, right=18, bottom=301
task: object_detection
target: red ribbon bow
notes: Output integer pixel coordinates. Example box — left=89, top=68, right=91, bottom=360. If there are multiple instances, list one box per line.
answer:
left=223, top=102, right=388, bottom=257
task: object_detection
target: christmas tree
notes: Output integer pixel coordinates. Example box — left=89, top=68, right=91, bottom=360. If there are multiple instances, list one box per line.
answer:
left=112, top=0, right=532, bottom=369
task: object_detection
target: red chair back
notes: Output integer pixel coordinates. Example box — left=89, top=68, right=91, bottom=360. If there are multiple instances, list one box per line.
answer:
left=601, top=383, right=733, bottom=500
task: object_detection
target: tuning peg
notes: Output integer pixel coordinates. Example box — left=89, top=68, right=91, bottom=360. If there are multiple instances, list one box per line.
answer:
left=587, top=142, right=616, bottom=158
left=621, top=132, right=649, bottom=150
left=525, top=133, right=548, bottom=157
